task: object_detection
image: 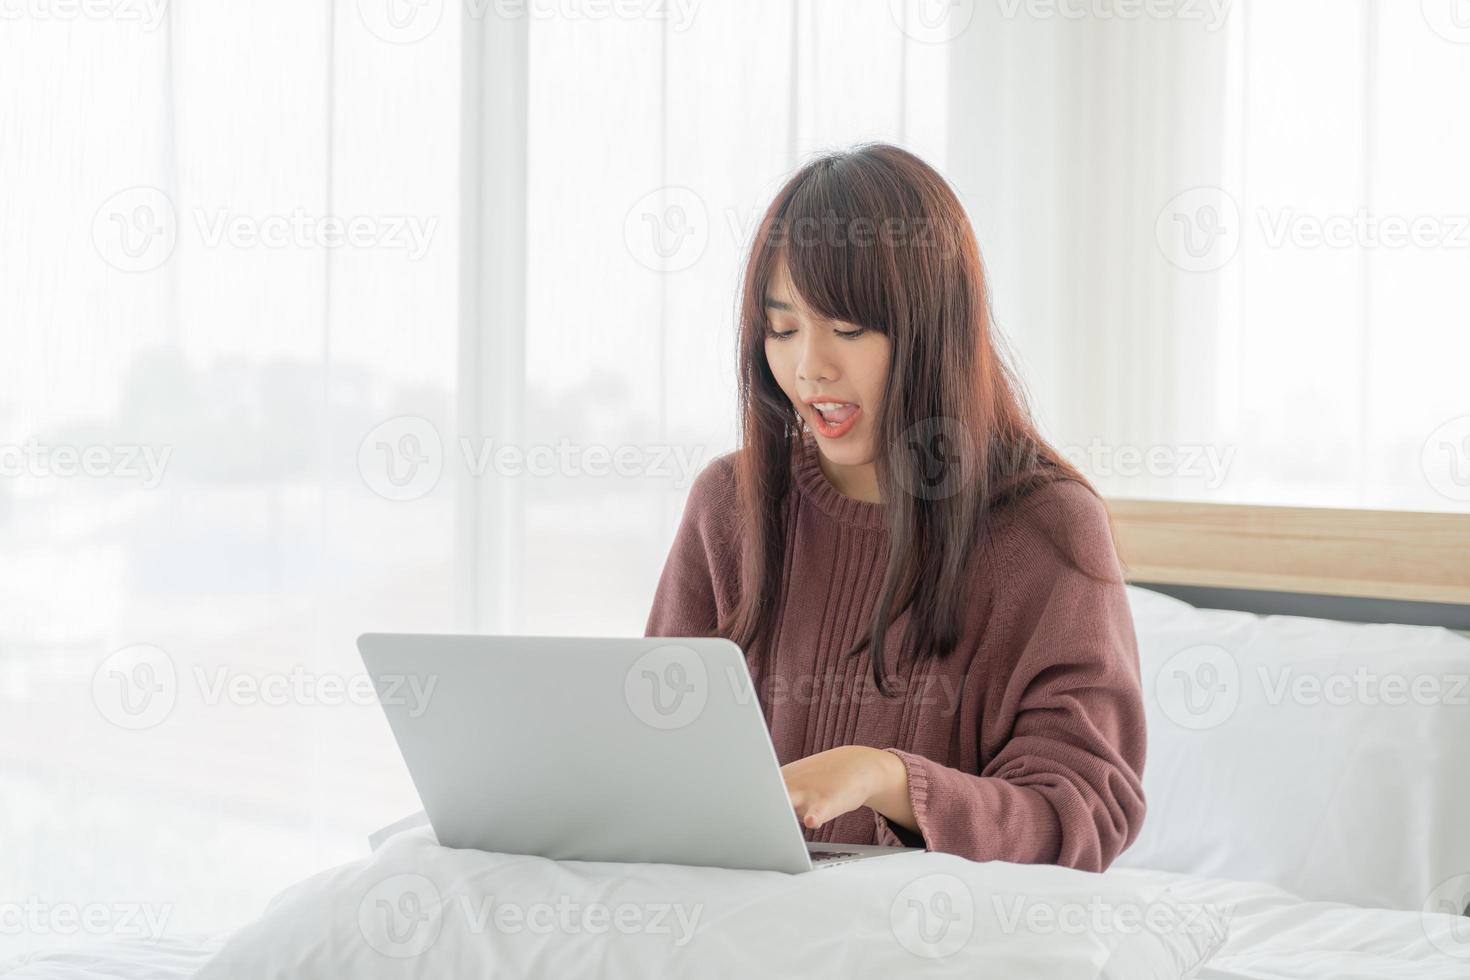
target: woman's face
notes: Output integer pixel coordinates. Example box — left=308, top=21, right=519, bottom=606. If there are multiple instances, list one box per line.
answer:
left=763, top=258, right=892, bottom=470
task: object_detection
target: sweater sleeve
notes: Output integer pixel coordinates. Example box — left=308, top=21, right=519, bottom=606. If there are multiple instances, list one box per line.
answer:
left=871, top=482, right=1147, bottom=872
left=643, top=455, right=738, bottom=639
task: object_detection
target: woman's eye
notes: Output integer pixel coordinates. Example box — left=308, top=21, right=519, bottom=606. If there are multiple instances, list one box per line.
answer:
left=764, top=323, right=864, bottom=341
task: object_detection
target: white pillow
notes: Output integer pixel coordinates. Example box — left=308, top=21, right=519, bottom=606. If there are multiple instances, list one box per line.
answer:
left=195, top=827, right=1225, bottom=979
left=1120, top=584, right=1470, bottom=912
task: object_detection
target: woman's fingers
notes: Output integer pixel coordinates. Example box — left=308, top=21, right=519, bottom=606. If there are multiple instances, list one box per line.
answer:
left=779, top=746, right=876, bottom=832
left=795, top=794, right=826, bottom=828
left=785, top=785, right=824, bottom=828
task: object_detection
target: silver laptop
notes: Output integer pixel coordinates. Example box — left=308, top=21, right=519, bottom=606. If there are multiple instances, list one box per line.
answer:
left=357, top=633, right=919, bottom=873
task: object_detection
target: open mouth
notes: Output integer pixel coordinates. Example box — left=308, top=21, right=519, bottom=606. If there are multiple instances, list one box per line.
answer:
left=807, top=400, right=861, bottom=439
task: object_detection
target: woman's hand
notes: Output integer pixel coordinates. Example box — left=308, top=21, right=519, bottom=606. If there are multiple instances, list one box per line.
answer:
left=780, top=745, right=918, bottom=832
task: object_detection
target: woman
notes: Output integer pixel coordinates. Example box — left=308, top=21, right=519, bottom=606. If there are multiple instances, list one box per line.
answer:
left=645, top=143, right=1145, bottom=872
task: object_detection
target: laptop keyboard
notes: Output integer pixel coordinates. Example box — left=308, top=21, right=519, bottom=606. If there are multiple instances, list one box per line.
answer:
left=810, top=849, right=860, bottom=862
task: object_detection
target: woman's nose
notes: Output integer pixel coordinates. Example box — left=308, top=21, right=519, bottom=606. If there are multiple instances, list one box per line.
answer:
left=795, top=337, right=837, bottom=384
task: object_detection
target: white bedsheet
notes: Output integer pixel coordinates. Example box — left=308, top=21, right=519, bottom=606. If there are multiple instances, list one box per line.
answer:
left=191, top=827, right=1227, bottom=979
left=1110, top=868, right=1470, bottom=980
left=0, top=934, right=221, bottom=980
left=5, top=860, right=1466, bottom=979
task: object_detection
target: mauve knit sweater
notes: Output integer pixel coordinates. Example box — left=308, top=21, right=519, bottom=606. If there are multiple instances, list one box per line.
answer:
left=644, top=428, right=1147, bottom=872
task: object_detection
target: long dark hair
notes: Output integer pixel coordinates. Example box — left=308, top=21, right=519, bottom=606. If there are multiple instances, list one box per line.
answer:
left=729, top=142, right=1120, bottom=695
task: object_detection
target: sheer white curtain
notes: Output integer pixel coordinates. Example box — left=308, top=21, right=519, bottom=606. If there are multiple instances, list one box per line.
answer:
left=15, top=0, right=1457, bottom=955
left=948, top=0, right=1470, bottom=512
left=515, top=0, right=949, bottom=636
left=1, top=0, right=949, bottom=952
left=2, top=0, right=460, bottom=952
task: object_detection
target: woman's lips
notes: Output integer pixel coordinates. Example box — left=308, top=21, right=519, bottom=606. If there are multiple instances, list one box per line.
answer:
left=808, top=401, right=861, bottom=439
left=813, top=402, right=857, bottom=424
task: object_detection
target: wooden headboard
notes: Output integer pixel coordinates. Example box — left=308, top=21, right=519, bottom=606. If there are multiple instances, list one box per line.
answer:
left=1106, top=498, right=1470, bottom=607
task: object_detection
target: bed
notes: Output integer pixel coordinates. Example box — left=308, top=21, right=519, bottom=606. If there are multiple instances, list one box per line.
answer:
left=5, top=498, right=1469, bottom=978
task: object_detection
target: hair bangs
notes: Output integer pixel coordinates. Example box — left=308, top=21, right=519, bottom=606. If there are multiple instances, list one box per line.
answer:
left=759, top=161, right=908, bottom=338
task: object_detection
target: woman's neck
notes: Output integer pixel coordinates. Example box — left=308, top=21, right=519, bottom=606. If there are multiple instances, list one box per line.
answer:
left=816, top=449, right=882, bottom=504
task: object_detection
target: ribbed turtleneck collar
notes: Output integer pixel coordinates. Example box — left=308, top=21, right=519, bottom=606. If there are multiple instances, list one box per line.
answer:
left=790, top=426, right=888, bottom=531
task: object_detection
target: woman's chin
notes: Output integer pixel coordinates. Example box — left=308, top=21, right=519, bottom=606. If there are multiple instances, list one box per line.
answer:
left=813, top=433, right=873, bottom=468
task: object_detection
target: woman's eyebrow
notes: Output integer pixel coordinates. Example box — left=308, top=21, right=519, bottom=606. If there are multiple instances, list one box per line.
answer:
left=763, top=296, right=795, bottom=311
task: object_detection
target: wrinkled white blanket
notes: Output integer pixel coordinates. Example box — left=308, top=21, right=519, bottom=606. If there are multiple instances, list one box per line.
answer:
left=192, top=827, right=1226, bottom=979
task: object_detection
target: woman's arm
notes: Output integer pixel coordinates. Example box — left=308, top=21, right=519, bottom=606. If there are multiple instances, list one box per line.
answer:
left=869, top=487, right=1148, bottom=871
left=780, top=745, right=918, bottom=833
left=864, top=747, right=918, bottom=831
left=644, top=458, right=738, bottom=639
